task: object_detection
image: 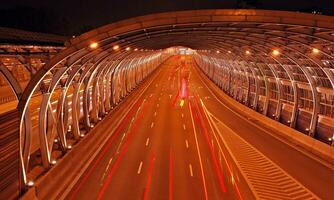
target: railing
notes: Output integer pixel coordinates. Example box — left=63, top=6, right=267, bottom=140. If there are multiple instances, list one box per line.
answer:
left=0, top=95, right=17, bottom=104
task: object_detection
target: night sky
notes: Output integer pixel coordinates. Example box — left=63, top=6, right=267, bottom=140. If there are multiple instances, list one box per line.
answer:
left=1, top=0, right=334, bottom=36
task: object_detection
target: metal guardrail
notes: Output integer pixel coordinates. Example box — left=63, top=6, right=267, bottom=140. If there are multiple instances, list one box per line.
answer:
left=0, top=95, right=17, bottom=104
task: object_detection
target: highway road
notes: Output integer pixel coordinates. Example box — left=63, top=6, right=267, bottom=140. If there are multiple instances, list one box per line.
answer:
left=64, top=55, right=334, bottom=200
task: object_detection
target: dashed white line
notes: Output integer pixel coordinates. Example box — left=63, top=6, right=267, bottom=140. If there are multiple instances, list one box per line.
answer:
left=185, top=140, right=189, bottom=149
left=137, top=161, right=143, bottom=174
left=189, top=102, right=208, bottom=199
left=154, top=111, right=157, bottom=117
left=151, top=122, right=154, bottom=128
left=108, top=157, right=113, bottom=164
left=105, top=157, right=113, bottom=172
left=146, top=138, right=150, bottom=146
left=181, top=113, right=184, bottom=118
left=157, top=104, right=159, bottom=107
left=183, top=124, right=186, bottom=130
left=189, top=164, right=194, bottom=177
left=116, top=133, right=126, bottom=153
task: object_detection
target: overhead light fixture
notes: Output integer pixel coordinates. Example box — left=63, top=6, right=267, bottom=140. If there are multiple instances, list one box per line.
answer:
left=312, top=48, right=319, bottom=54
left=246, top=50, right=251, bottom=55
left=228, top=51, right=232, bottom=54
left=27, top=181, right=34, bottom=187
left=134, top=48, right=138, bottom=51
left=126, top=47, right=131, bottom=51
left=113, top=45, right=120, bottom=50
left=216, top=50, right=220, bottom=54
left=272, top=49, right=280, bottom=56
left=89, top=42, right=98, bottom=49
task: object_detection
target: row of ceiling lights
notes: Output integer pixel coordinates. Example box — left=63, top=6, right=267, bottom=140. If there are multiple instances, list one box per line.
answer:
left=90, top=42, right=321, bottom=56
left=89, top=42, right=158, bottom=52
left=214, top=48, right=321, bottom=56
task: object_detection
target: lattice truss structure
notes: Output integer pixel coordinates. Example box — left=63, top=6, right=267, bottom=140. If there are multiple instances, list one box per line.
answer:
left=0, top=10, right=333, bottom=192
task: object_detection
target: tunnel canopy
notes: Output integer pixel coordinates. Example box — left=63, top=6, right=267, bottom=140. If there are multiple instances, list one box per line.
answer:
left=7, top=9, right=334, bottom=194
left=20, top=9, right=334, bottom=108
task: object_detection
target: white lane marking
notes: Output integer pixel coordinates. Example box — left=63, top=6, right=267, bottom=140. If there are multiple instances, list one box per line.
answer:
left=189, top=102, right=208, bottom=200
left=185, top=140, right=189, bottom=149
left=189, top=164, right=194, bottom=177
left=150, top=94, right=153, bottom=97
left=137, top=161, right=143, bottom=174
left=105, top=157, right=113, bottom=173
left=154, top=111, right=157, bottom=117
left=59, top=66, right=163, bottom=200
left=146, top=138, right=150, bottom=146
left=116, top=133, right=126, bottom=153
left=195, top=70, right=334, bottom=171
left=159, top=97, right=161, bottom=101
left=100, top=157, right=114, bottom=184
left=181, top=113, right=184, bottom=118
left=183, top=124, right=186, bottom=130
left=156, top=84, right=158, bottom=87
left=169, top=94, right=172, bottom=99
left=160, top=92, right=163, bottom=96
left=151, top=122, right=154, bottom=128
left=157, top=104, right=159, bottom=107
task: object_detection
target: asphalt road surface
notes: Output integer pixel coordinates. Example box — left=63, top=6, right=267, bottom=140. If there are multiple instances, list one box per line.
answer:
left=64, top=55, right=334, bottom=200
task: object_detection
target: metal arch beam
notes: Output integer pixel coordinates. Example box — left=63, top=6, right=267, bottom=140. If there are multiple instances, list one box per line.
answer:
left=34, top=49, right=111, bottom=166
left=0, top=62, right=23, bottom=98
left=93, top=22, right=334, bottom=57
left=285, top=55, right=320, bottom=137
left=196, top=40, right=299, bottom=125
left=120, top=29, right=333, bottom=61
left=207, top=34, right=327, bottom=132
left=201, top=40, right=315, bottom=130
left=20, top=42, right=132, bottom=174
left=127, top=31, right=331, bottom=84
